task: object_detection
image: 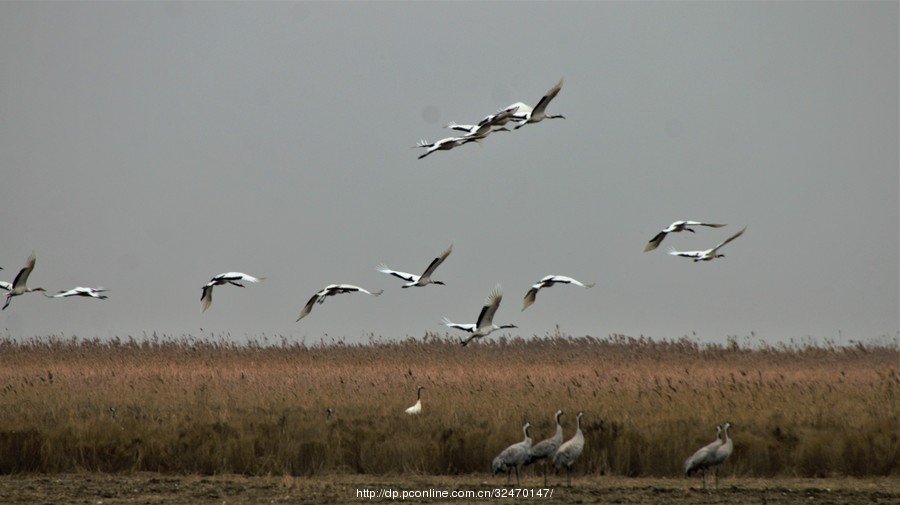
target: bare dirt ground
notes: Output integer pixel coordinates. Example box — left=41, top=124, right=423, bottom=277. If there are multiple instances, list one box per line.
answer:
left=1, top=473, right=898, bottom=504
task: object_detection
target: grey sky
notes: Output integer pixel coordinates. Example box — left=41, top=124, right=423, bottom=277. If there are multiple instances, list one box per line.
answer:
left=1, top=2, right=897, bottom=345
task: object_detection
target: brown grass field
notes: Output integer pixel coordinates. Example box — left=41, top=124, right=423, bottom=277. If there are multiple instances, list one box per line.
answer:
left=1, top=473, right=898, bottom=504
left=0, top=333, right=897, bottom=503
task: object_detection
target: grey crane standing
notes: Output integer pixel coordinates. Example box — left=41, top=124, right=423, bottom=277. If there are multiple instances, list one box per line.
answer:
left=552, top=411, right=584, bottom=486
left=492, top=421, right=533, bottom=486
left=684, top=424, right=723, bottom=490
left=524, top=410, right=565, bottom=485
left=708, top=422, right=733, bottom=489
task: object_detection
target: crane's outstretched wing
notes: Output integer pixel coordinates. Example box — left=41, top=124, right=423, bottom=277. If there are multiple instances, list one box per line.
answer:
left=710, top=226, right=747, bottom=253
left=376, top=264, right=417, bottom=283
left=420, top=243, right=453, bottom=278
left=296, top=292, right=321, bottom=321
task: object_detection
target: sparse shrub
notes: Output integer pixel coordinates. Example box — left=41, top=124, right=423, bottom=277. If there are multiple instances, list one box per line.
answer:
left=0, top=429, right=43, bottom=473
left=796, top=429, right=839, bottom=477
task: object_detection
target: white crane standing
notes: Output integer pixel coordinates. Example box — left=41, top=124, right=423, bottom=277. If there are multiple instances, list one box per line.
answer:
left=524, top=410, right=565, bottom=485
left=404, top=385, right=425, bottom=415
left=377, top=243, right=453, bottom=288
left=441, top=284, right=517, bottom=346
left=552, top=411, right=585, bottom=486
left=2, top=253, right=45, bottom=310
left=296, top=284, right=383, bottom=321
left=200, top=272, right=264, bottom=312
left=492, top=421, right=533, bottom=486
left=668, top=227, right=747, bottom=262
left=521, top=275, right=595, bottom=311
left=644, top=221, right=727, bottom=252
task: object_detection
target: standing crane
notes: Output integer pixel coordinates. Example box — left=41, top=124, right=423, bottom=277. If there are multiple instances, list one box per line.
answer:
left=404, top=385, right=425, bottom=415
left=492, top=421, right=532, bottom=486
left=708, top=422, right=733, bottom=489
left=552, top=411, right=585, bottom=486
left=684, top=424, right=723, bottom=490
left=524, top=410, right=565, bottom=485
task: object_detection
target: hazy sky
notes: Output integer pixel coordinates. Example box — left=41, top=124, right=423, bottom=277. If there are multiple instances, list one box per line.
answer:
left=1, top=2, right=897, bottom=346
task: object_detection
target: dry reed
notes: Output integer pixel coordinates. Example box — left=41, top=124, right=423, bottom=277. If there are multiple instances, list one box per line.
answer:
left=0, top=332, right=896, bottom=477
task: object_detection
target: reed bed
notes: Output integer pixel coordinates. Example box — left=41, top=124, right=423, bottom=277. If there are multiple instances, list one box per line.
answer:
left=0, top=333, right=896, bottom=477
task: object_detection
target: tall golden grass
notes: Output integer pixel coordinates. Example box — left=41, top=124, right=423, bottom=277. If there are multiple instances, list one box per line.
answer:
left=0, top=332, right=896, bottom=477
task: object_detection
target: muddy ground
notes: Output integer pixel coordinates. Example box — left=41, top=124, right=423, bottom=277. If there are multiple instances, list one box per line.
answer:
left=1, top=473, right=898, bottom=504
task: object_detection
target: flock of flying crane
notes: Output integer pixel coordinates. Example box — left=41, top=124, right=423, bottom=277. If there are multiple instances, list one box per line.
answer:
left=0, top=77, right=748, bottom=327
left=1, top=77, right=746, bottom=487
left=1, top=218, right=747, bottom=341
left=413, top=77, right=566, bottom=159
